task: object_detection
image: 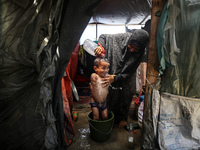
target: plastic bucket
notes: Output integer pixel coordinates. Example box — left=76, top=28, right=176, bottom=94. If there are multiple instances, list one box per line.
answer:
left=87, top=111, right=114, bottom=142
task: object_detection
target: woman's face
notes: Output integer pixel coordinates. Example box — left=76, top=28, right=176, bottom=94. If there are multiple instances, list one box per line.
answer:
left=128, top=44, right=139, bottom=52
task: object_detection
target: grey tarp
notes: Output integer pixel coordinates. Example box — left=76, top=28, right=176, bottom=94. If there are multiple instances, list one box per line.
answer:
left=0, top=0, right=101, bottom=149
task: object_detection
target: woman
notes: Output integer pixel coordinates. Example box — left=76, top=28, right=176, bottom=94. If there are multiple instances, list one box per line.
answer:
left=94, top=29, right=149, bottom=127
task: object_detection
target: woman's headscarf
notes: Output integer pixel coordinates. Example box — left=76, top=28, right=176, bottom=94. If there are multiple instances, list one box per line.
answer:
left=98, top=29, right=149, bottom=78
left=128, top=29, right=150, bottom=50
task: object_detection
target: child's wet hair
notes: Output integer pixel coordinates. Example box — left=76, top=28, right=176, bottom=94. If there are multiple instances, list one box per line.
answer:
left=94, top=57, right=109, bottom=67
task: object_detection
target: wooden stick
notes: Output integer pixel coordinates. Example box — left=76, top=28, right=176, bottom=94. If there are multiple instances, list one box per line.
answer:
left=141, top=0, right=166, bottom=149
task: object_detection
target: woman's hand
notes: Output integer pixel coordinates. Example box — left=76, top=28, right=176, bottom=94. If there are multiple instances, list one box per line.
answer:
left=94, top=46, right=103, bottom=56
left=101, top=74, right=115, bottom=87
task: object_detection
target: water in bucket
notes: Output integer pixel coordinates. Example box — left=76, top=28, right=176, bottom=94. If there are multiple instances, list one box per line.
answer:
left=87, top=111, right=114, bottom=142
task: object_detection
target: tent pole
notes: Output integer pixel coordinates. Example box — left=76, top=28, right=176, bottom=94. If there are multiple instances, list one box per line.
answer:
left=141, top=0, right=166, bottom=149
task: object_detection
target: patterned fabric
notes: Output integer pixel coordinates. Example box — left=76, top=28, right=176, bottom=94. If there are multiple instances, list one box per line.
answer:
left=61, top=51, right=78, bottom=146
left=98, top=29, right=149, bottom=123
left=62, top=78, right=75, bottom=146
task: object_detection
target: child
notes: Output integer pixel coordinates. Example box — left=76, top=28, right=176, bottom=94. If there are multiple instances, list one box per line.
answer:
left=90, top=57, right=110, bottom=120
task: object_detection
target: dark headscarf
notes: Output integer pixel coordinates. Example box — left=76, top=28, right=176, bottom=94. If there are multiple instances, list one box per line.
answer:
left=129, top=29, right=149, bottom=49
left=98, top=29, right=149, bottom=78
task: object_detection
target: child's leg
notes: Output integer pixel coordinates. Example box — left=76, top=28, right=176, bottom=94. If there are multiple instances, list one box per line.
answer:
left=91, top=107, right=99, bottom=120
left=101, top=108, right=108, bottom=120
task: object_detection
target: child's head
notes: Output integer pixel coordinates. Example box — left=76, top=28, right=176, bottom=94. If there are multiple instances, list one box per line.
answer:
left=93, top=57, right=109, bottom=78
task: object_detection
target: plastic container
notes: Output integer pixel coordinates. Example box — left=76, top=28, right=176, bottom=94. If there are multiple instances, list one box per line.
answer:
left=87, top=111, right=114, bottom=142
left=83, top=39, right=98, bottom=56
left=128, top=124, right=137, bottom=149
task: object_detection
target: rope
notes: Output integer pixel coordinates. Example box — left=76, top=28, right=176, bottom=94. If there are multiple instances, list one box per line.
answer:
left=147, top=73, right=160, bottom=78
left=146, top=76, right=161, bottom=90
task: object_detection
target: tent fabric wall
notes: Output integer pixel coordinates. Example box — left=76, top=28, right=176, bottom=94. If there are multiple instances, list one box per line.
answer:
left=157, top=0, right=200, bottom=98
left=146, top=0, right=200, bottom=149
left=0, top=1, right=62, bottom=149
left=89, top=0, right=151, bottom=25
left=0, top=0, right=101, bottom=149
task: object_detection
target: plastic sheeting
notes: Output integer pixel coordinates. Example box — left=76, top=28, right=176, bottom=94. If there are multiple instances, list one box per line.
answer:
left=143, top=0, right=200, bottom=149
left=0, top=0, right=101, bottom=149
left=142, top=78, right=161, bottom=150
left=0, top=1, right=63, bottom=149
left=152, top=90, right=200, bottom=149
left=89, top=0, right=151, bottom=25
left=157, top=0, right=200, bottom=98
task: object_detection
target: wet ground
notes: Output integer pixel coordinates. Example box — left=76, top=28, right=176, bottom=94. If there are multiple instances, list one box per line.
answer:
left=68, top=100, right=142, bottom=150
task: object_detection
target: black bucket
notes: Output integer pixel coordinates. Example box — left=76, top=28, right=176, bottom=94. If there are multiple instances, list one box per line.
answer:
left=87, top=111, right=114, bottom=142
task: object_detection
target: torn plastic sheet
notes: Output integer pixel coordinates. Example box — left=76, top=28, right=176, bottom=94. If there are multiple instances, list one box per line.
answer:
left=1, top=0, right=103, bottom=148
left=157, top=0, right=181, bottom=75
left=185, top=0, right=200, bottom=5
left=0, top=0, right=62, bottom=149
left=158, top=0, right=200, bottom=98
left=152, top=92, right=200, bottom=149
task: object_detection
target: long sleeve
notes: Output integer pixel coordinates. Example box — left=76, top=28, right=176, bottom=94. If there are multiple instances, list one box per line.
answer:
left=98, top=34, right=107, bottom=49
left=114, top=73, right=131, bottom=82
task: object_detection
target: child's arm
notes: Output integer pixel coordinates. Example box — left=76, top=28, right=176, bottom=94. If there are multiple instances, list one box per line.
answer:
left=90, top=73, right=98, bottom=85
left=90, top=73, right=99, bottom=98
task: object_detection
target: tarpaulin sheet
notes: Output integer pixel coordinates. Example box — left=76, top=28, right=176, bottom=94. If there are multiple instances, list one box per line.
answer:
left=143, top=0, right=200, bottom=149
left=0, top=0, right=101, bottom=149
left=157, top=0, right=200, bottom=98
left=142, top=79, right=161, bottom=150
left=89, top=0, right=152, bottom=25
left=152, top=91, right=200, bottom=149
left=0, top=1, right=62, bottom=149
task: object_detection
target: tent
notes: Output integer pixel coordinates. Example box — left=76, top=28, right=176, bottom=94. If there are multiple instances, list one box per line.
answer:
left=143, top=0, right=200, bottom=149
left=0, top=0, right=200, bottom=149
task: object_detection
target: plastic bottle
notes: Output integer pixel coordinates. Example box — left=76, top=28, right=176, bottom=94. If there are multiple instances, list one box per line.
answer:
left=83, top=39, right=105, bottom=57
left=128, top=124, right=136, bottom=149
left=83, top=39, right=97, bottom=56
